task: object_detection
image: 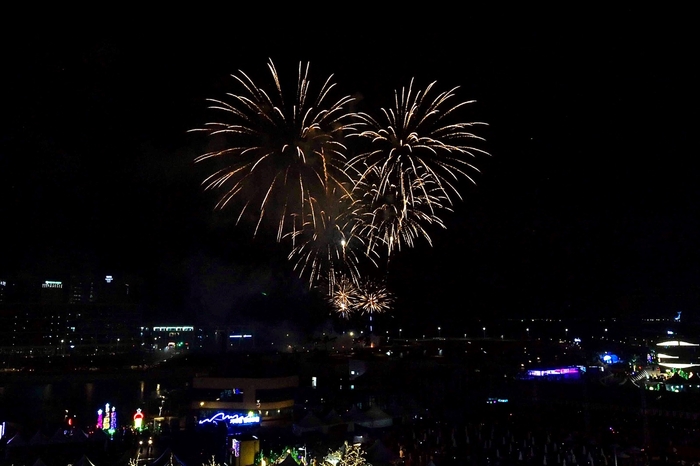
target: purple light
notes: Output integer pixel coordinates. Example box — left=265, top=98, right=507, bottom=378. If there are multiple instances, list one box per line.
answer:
left=527, top=367, right=580, bottom=377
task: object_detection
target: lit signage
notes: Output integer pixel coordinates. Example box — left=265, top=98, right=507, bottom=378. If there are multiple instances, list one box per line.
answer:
left=153, top=326, right=194, bottom=332
left=486, top=397, right=509, bottom=404
left=198, top=411, right=261, bottom=426
left=42, top=281, right=62, bottom=288
left=105, top=275, right=113, bottom=283
left=527, top=367, right=580, bottom=377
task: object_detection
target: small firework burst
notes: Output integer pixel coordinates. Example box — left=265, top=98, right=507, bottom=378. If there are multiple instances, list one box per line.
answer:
left=355, top=278, right=394, bottom=314
left=325, top=274, right=394, bottom=318
left=326, top=273, right=359, bottom=319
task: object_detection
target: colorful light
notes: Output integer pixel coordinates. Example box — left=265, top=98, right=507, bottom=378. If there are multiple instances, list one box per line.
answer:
left=134, top=408, right=144, bottom=431
left=110, top=406, right=117, bottom=431
left=198, top=411, right=261, bottom=426
left=102, top=404, right=111, bottom=430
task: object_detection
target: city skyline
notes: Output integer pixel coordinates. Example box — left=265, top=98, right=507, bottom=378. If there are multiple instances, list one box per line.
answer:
left=2, top=8, right=697, bottom=325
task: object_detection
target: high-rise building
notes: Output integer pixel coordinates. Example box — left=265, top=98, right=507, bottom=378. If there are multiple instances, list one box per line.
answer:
left=0, top=273, right=141, bottom=357
left=67, top=274, right=140, bottom=353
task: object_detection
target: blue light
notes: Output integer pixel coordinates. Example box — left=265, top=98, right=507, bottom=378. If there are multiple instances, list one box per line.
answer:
left=198, top=412, right=261, bottom=426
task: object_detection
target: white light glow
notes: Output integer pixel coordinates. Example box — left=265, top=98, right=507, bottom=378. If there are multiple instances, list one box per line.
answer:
left=656, top=340, right=699, bottom=347
left=658, top=362, right=700, bottom=369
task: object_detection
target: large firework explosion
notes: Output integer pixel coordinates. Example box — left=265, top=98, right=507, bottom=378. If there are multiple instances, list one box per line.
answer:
left=189, top=59, right=358, bottom=242
left=193, top=60, right=489, bottom=316
left=347, top=78, right=489, bottom=258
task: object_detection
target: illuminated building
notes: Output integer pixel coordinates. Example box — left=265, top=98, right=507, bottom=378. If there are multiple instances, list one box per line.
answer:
left=140, top=325, right=197, bottom=352
left=190, top=355, right=299, bottom=431
left=0, top=273, right=140, bottom=357
left=655, top=338, right=700, bottom=371
left=653, top=338, right=700, bottom=391
left=139, top=326, right=256, bottom=353
left=525, top=366, right=582, bottom=380
left=628, top=336, right=700, bottom=392
left=67, top=274, right=139, bottom=352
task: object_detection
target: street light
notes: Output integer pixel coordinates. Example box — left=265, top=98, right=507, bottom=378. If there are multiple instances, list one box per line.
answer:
left=482, top=327, right=486, bottom=339
left=438, top=327, right=441, bottom=338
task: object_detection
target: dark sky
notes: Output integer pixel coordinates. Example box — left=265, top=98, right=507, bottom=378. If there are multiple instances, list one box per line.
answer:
left=1, top=8, right=698, bottom=327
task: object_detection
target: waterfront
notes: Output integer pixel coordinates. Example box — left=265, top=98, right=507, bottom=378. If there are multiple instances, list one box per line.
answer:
left=4, top=380, right=700, bottom=466
left=3, top=316, right=700, bottom=465
left=0, top=366, right=193, bottom=436
left=1, top=375, right=150, bottom=431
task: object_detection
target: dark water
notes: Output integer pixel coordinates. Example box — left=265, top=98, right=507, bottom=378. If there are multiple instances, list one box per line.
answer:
left=0, top=373, right=161, bottom=434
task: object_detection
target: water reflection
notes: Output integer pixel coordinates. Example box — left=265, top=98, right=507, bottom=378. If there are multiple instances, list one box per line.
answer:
left=0, top=376, right=153, bottom=432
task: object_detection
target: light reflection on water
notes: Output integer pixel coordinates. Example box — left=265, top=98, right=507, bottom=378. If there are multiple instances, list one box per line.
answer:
left=0, top=376, right=152, bottom=432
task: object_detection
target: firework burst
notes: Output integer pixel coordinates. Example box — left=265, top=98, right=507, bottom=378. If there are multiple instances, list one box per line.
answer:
left=192, top=62, right=489, bottom=304
left=190, top=59, right=359, bottom=242
left=348, top=78, right=489, bottom=255
left=351, top=163, right=450, bottom=257
left=326, top=273, right=394, bottom=318
left=326, top=272, right=359, bottom=319
left=286, top=186, right=378, bottom=289
left=355, top=278, right=394, bottom=314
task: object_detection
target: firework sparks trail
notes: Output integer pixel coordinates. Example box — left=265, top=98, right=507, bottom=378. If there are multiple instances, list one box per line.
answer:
left=351, top=163, right=450, bottom=257
left=286, top=189, right=379, bottom=289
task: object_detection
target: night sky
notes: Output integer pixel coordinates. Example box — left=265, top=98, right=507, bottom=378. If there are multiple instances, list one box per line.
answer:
left=2, top=8, right=697, bottom=328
